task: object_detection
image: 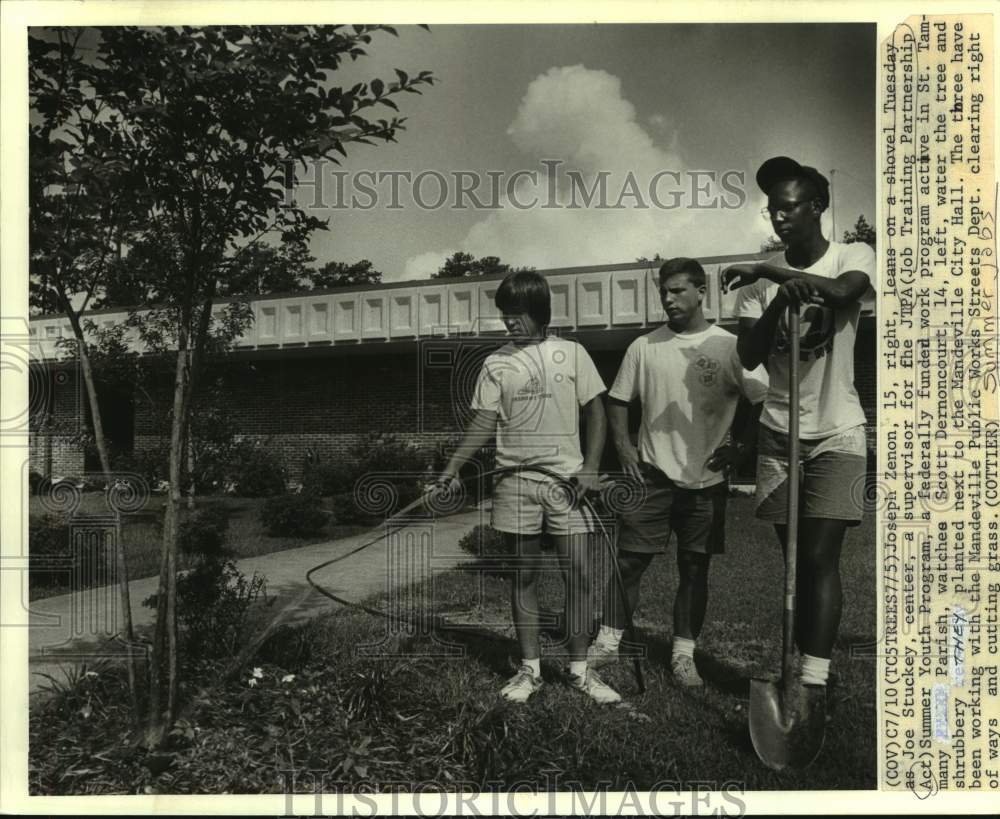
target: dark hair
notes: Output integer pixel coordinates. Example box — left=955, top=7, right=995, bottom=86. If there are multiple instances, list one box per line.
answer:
left=658, top=257, right=706, bottom=289
left=495, top=270, right=551, bottom=328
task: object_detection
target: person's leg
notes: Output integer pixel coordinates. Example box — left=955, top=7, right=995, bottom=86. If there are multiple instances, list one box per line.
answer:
left=604, top=550, right=655, bottom=632
left=553, top=529, right=622, bottom=703
left=593, top=467, right=668, bottom=652
left=673, top=549, right=712, bottom=640
left=551, top=532, right=591, bottom=663
left=668, top=484, right=725, bottom=686
left=773, top=518, right=848, bottom=685
left=507, top=531, right=545, bottom=666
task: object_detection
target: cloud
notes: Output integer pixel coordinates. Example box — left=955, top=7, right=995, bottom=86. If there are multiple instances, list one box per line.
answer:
left=402, top=65, right=769, bottom=277
left=401, top=249, right=454, bottom=281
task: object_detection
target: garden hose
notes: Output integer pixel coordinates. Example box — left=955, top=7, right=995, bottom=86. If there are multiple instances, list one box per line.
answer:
left=301, top=464, right=646, bottom=694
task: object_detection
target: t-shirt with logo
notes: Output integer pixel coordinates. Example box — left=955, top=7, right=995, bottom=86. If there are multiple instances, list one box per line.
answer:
left=471, top=337, right=606, bottom=479
left=609, top=324, right=769, bottom=490
left=734, top=240, right=877, bottom=438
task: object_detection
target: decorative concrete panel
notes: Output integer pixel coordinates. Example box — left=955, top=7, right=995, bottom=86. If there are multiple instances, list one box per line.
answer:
left=576, top=273, right=610, bottom=327
left=418, top=287, right=448, bottom=336
left=257, top=304, right=278, bottom=343
left=611, top=270, right=645, bottom=325
left=282, top=301, right=305, bottom=344
left=389, top=291, right=417, bottom=338
left=477, top=282, right=505, bottom=333
left=361, top=294, right=388, bottom=339
left=646, top=269, right=665, bottom=324
left=308, top=299, right=331, bottom=340
left=548, top=275, right=574, bottom=328
left=333, top=295, right=361, bottom=341
left=700, top=264, right=721, bottom=322
left=448, top=283, right=479, bottom=333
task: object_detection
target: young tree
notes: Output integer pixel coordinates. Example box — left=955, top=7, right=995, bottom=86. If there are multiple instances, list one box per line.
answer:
left=29, top=29, right=148, bottom=716
left=35, top=24, right=434, bottom=745
left=432, top=251, right=535, bottom=279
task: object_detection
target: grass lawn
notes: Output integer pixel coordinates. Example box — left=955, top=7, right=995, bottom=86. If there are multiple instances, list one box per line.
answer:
left=28, top=493, right=369, bottom=601
left=29, top=496, right=876, bottom=794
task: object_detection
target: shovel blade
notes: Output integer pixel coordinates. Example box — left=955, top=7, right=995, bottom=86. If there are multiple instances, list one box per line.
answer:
left=749, top=678, right=826, bottom=771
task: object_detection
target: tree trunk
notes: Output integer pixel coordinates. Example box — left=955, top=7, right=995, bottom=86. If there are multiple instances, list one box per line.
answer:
left=66, top=312, right=142, bottom=722
left=146, top=342, right=189, bottom=746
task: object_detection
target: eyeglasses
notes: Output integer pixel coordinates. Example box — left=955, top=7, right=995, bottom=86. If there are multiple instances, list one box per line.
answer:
left=760, top=200, right=811, bottom=221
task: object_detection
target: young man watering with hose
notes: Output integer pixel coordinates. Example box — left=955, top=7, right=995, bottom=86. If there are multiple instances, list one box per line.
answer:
left=438, top=271, right=621, bottom=704
left=722, top=157, right=876, bottom=693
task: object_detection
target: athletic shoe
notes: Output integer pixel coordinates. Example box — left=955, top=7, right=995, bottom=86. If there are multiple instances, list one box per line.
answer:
left=671, top=654, right=703, bottom=687
left=569, top=668, right=622, bottom=704
left=500, top=665, right=543, bottom=703
left=586, top=640, right=620, bottom=669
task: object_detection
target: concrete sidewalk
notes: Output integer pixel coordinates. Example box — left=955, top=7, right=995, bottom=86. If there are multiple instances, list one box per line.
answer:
left=28, top=506, right=491, bottom=698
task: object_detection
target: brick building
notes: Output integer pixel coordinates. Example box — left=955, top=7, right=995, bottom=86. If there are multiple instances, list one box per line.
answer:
left=28, top=254, right=877, bottom=483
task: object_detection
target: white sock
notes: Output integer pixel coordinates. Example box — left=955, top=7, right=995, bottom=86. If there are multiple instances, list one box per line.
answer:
left=569, top=660, right=588, bottom=679
left=522, top=657, right=541, bottom=678
left=672, top=636, right=696, bottom=661
left=596, top=625, right=624, bottom=648
left=800, top=654, right=830, bottom=686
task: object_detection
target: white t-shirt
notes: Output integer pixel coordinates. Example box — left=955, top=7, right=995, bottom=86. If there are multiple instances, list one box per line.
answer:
left=609, top=324, right=769, bottom=489
left=734, top=240, right=877, bottom=438
left=471, top=337, right=606, bottom=478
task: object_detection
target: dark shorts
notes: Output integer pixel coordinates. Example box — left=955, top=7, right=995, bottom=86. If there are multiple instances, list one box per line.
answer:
left=755, top=424, right=867, bottom=525
left=617, top=464, right=727, bottom=555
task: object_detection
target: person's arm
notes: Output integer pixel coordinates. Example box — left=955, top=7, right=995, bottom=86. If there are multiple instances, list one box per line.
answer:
left=706, top=400, right=762, bottom=474
left=608, top=396, right=642, bottom=483
left=723, top=262, right=871, bottom=309
left=735, top=296, right=786, bottom=371
left=574, top=394, right=607, bottom=496
left=440, top=409, right=498, bottom=486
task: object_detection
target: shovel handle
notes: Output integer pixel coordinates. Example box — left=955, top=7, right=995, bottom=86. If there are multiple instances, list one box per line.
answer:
left=782, top=304, right=801, bottom=689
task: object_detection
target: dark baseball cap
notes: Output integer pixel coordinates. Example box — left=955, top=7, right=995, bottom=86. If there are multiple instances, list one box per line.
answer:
left=756, top=156, right=830, bottom=209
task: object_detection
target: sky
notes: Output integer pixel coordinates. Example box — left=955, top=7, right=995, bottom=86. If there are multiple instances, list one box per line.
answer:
left=296, top=23, right=877, bottom=281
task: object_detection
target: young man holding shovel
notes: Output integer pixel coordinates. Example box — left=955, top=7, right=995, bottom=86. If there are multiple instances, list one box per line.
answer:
left=722, top=156, right=876, bottom=693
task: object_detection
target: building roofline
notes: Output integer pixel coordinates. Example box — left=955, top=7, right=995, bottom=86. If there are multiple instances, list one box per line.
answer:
left=29, top=251, right=773, bottom=321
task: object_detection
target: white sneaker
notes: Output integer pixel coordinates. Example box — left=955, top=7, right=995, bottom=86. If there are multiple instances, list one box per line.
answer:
left=501, top=665, right=543, bottom=703
left=586, top=640, right=620, bottom=669
left=671, top=654, right=703, bottom=687
left=569, top=668, right=622, bottom=704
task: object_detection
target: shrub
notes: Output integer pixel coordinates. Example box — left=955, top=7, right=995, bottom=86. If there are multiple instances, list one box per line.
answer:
left=29, top=514, right=109, bottom=590
left=329, top=491, right=364, bottom=524
left=111, top=445, right=171, bottom=488
left=229, top=440, right=287, bottom=497
left=351, top=433, right=432, bottom=479
left=301, top=460, right=357, bottom=497
left=255, top=621, right=323, bottom=672
left=29, top=470, right=51, bottom=496
left=178, top=504, right=231, bottom=559
left=259, top=492, right=328, bottom=538
left=143, top=559, right=268, bottom=661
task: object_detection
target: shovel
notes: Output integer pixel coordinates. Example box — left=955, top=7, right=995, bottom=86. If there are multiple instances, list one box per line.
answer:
left=749, top=302, right=826, bottom=770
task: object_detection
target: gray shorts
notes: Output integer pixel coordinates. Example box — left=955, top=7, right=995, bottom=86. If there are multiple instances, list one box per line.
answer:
left=755, top=424, right=867, bottom=525
left=616, top=464, right=727, bottom=555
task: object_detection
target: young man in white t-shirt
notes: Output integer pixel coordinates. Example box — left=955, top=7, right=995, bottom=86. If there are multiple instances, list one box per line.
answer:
left=439, top=271, right=620, bottom=704
left=588, top=258, right=769, bottom=688
left=722, top=156, right=877, bottom=693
